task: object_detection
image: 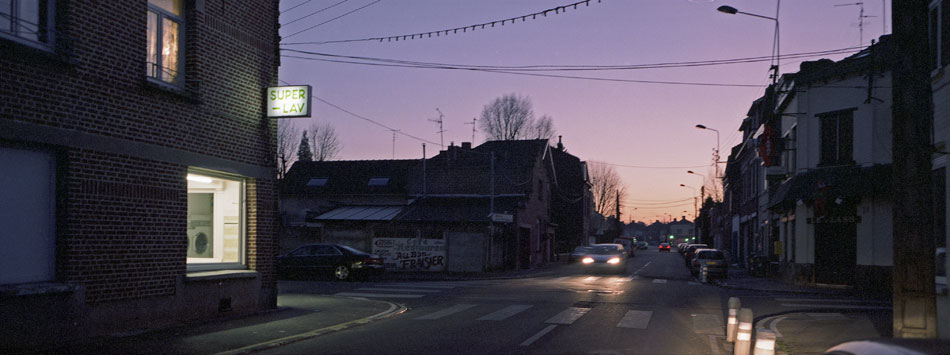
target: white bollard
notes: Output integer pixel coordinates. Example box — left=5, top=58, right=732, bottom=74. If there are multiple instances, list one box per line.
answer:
left=727, top=297, right=741, bottom=343
left=701, top=265, right=708, bottom=283
left=734, top=308, right=753, bottom=355
left=753, top=329, right=776, bottom=355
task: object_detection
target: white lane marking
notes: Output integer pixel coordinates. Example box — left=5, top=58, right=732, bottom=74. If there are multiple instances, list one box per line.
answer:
left=769, top=316, right=786, bottom=337
left=707, top=335, right=722, bottom=355
left=692, top=314, right=723, bottom=335
left=652, top=279, right=667, bottom=284
left=633, top=261, right=652, bottom=275
left=415, top=304, right=477, bottom=320
left=616, top=310, right=653, bottom=329
left=520, top=325, right=557, bottom=346
left=545, top=307, right=592, bottom=325
left=375, top=284, right=456, bottom=289
left=779, top=304, right=891, bottom=310
left=774, top=298, right=881, bottom=303
left=334, top=292, right=425, bottom=299
left=632, top=275, right=642, bottom=280
left=583, top=277, right=601, bottom=283
left=355, top=288, right=442, bottom=293
left=477, top=305, right=533, bottom=321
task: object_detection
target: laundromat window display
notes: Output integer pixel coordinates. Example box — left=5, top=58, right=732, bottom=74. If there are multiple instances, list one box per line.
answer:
left=186, top=172, right=244, bottom=269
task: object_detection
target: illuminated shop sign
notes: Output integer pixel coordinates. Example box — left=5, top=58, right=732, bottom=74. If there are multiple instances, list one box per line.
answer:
left=266, top=85, right=312, bottom=118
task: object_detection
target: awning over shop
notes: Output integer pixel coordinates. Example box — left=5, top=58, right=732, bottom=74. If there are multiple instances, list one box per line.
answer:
left=310, top=206, right=403, bottom=221
left=769, top=164, right=891, bottom=211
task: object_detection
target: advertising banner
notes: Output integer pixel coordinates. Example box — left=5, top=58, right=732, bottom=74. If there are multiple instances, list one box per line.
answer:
left=372, top=238, right=446, bottom=271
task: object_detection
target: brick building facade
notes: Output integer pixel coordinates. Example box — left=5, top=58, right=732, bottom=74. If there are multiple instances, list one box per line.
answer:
left=1, top=0, right=280, bottom=350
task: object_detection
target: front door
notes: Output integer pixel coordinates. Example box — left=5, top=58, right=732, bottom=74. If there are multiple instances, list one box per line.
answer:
left=814, top=205, right=857, bottom=285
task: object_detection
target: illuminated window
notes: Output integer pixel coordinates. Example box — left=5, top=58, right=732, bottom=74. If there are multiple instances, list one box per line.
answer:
left=147, top=0, right=183, bottom=86
left=187, top=171, right=244, bottom=270
left=0, top=0, right=55, bottom=49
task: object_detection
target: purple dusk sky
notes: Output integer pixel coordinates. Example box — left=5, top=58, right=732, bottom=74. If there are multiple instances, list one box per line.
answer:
left=277, top=0, right=892, bottom=223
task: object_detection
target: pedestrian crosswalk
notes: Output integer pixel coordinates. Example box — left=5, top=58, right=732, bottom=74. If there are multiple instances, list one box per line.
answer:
left=333, top=275, right=705, bottom=300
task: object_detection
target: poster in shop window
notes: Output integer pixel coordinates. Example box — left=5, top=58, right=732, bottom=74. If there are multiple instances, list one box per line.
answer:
left=372, top=238, right=446, bottom=271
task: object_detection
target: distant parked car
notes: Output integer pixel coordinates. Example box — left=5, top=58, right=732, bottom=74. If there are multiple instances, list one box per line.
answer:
left=659, top=242, right=671, bottom=252
left=689, top=249, right=728, bottom=279
left=277, top=243, right=385, bottom=281
left=683, top=244, right=709, bottom=266
left=612, top=238, right=636, bottom=257
left=569, top=246, right=592, bottom=264
left=580, top=243, right=629, bottom=274
left=636, top=241, right=648, bottom=250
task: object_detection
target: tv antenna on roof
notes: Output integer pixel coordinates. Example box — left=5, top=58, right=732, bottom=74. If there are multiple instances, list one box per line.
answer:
left=464, top=117, right=477, bottom=144
left=835, top=2, right=876, bottom=47
left=429, top=108, right=445, bottom=148
left=390, top=129, right=399, bottom=159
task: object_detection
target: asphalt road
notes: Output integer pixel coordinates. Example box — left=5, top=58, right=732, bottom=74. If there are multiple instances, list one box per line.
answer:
left=267, top=247, right=732, bottom=354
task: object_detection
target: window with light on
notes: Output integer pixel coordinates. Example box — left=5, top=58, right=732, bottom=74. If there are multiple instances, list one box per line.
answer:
left=187, top=172, right=244, bottom=269
left=147, top=0, right=183, bottom=86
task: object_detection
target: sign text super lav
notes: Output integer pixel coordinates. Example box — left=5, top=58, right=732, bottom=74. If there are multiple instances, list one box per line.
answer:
left=266, top=85, right=312, bottom=118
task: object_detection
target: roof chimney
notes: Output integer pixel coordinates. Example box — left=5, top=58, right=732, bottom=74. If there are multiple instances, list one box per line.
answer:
left=556, top=136, right=564, bottom=151
left=461, top=142, right=472, bottom=150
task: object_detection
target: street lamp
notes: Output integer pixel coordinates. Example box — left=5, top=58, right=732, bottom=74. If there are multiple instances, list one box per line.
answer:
left=695, top=124, right=721, bottom=173
left=687, top=170, right=706, bottom=201
left=680, top=184, right=699, bottom=222
left=717, top=3, right=780, bottom=84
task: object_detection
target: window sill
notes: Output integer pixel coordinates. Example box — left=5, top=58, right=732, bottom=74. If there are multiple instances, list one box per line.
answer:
left=143, top=77, right=202, bottom=104
left=0, top=282, right=80, bottom=298
left=185, top=270, right=259, bottom=282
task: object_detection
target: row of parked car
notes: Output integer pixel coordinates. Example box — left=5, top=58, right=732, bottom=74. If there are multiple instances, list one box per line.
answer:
left=677, top=242, right=728, bottom=280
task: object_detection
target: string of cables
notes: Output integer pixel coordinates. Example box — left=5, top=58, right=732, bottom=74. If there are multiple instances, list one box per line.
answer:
left=280, top=47, right=864, bottom=88
left=281, top=0, right=603, bottom=46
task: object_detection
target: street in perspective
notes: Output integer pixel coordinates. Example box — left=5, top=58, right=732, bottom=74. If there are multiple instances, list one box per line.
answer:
left=4, top=0, right=950, bottom=354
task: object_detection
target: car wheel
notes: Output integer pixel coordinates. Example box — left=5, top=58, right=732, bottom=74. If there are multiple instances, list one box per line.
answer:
left=334, top=265, right=351, bottom=281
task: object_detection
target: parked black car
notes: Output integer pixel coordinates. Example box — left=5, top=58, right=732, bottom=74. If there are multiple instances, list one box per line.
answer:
left=277, top=243, right=385, bottom=281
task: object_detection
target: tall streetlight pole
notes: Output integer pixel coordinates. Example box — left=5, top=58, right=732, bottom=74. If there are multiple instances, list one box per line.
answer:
left=680, top=184, right=698, bottom=224
left=717, top=3, right=780, bottom=84
left=687, top=170, right=706, bottom=201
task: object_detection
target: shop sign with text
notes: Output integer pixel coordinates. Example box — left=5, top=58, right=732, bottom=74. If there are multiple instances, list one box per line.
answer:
left=266, top=85, right=311, bottom=118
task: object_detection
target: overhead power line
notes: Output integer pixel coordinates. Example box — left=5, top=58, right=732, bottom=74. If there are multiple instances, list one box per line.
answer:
left=284, top=0, right=384, bottom=39
left=283, top=0, right=349, bottom=26
left=281, top=0, right=603, bottom=45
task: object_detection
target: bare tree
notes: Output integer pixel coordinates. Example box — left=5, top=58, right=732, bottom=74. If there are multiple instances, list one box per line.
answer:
left=308, top=122, right=342, bottom=162
left=530, top=115, right=557, bottom=140
left=588, top=162, right=627, bottom=217
left=277, top=122, right=299, bottom=180
left=478, top=93, right=534, bottom=140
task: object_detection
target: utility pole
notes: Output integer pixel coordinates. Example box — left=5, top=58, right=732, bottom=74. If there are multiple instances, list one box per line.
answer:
left=429, top=108, right=446, bottom=148
left=390, top=129, right=399, bottom=159
left=891, top=0, right=937, bottom=338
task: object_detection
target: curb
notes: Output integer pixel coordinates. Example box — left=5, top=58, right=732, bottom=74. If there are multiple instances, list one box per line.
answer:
left=713, top=279, right=854, bottom=295
left=213, top=297, right=408, bottom=355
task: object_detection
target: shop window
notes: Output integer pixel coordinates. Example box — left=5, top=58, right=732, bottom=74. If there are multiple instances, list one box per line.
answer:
left=0, top=0, right=55, bottom=49
left=0, top=147, right=56, bottom=284
left=187, top=171, right=244, bottom=270
left=147, top=0, right=183, bottom=86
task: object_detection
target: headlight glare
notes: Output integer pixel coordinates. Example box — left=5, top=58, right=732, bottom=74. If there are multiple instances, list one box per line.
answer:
left=582, top=257, right=594, bottom=264
left=607, top=257, right=620, bottom=264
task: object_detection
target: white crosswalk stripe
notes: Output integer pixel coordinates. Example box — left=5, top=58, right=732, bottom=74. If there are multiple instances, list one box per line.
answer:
left=477, top=305, right=533, bottom=321
left=545, top=307, right=591, bottom=325
left=335, top=292, right=425, bottom=299
left=617, top=310, right=652, bottom=329
left=416, top=304, right=477, bottom=320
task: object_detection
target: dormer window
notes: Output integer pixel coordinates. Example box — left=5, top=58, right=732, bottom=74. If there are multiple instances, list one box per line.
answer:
left=306, top=178, right=328, bottom=187
left=368, top=177, right=389, bottom=186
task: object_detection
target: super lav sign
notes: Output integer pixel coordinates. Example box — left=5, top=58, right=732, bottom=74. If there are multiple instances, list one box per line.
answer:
left=266, top=85, right=312, bottom=118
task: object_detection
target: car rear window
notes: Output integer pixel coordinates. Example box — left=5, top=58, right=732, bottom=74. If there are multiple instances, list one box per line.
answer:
left=697, top=250, right=724, bottom=259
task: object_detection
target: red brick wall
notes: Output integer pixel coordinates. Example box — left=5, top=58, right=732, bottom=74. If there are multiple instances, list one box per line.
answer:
left=1, top=0, right=280, bottom=304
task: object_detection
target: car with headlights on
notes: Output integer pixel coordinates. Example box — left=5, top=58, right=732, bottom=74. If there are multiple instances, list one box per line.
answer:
left=579, top=243, right=629, bottom=274
left=277, top=243, right=385, bottom=281
left=568, top=246, right=592, bottom=264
